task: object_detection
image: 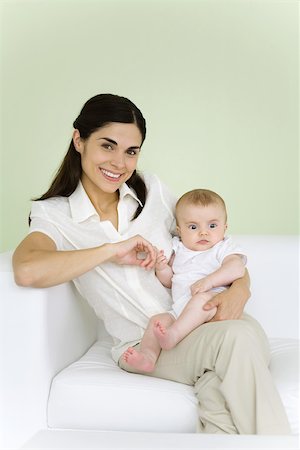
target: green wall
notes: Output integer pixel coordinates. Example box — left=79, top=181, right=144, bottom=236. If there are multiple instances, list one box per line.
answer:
left=0, top=0, right=298, bottom=252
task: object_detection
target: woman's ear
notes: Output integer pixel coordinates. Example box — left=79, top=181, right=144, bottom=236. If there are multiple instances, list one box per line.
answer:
left=73, top=129, right=83, bottom=153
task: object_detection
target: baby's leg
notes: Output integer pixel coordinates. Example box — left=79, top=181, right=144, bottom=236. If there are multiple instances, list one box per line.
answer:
left=154, top=291, right=217, bottom=350
left=122, top=313, right=175, bottom=372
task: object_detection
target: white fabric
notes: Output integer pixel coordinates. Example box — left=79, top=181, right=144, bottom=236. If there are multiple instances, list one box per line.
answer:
left=48, top=339, right=198, bottom=433
left=268, top=338, right=300, bottom=435
left=170, top=236, right=246, bottom=317
left=28, top=173, right=177, bottom=362
left=47, top=337, right=299, bottom=435
left=22, top=430, right=300, bottom=450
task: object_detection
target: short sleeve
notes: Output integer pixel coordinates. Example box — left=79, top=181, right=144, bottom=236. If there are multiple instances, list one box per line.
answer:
left=216, top=236, right=247, bottom=265
left=29, top=202, right=63, bottom=249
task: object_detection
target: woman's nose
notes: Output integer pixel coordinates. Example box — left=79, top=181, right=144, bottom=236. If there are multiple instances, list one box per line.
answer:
left=111, top=152, right=125, bottom=168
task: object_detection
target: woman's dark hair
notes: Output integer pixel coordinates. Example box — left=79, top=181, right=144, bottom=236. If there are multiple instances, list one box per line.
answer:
left=34, top=94, right=147, bottom=219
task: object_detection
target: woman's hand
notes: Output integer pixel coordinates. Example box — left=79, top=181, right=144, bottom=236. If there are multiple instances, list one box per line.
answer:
left=203, top=270, right=251, bottom=321
left=110, top=235, right=157, bottom=270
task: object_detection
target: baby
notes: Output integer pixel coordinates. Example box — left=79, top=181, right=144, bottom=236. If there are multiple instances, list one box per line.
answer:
left=122, top=189, right=246, bottom=372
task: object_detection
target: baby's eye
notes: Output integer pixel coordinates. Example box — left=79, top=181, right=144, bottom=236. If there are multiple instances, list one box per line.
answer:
left=188, top=224, right=197, bottom=230
left=209, top=223, right=217, bottom=229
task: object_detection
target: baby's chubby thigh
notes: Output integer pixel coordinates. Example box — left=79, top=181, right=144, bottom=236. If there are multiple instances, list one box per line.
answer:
left=172, top=290, right=217, bottom=321
left=187, top=290, right=217, bottom=321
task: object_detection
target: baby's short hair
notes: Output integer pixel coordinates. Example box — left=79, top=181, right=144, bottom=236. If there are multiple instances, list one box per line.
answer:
left=176, top=189, right=227, bottom=220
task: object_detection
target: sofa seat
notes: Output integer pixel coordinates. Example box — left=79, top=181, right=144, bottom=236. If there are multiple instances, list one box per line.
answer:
left=47, top=336, right=299, bottom=435
left=48, top=339, right=198, bottom=433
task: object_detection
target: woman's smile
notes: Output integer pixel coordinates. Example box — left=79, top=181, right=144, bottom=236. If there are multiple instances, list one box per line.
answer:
left=100, top=168, right=123, bottom=182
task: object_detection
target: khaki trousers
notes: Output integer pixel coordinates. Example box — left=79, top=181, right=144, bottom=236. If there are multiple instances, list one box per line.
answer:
left=119, top=314, right=291, bottom=434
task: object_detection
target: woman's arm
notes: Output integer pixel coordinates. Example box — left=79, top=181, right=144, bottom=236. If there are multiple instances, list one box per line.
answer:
left=202, top=269, right=251, bottom=321
left=13, top=232, right=157, bottom=288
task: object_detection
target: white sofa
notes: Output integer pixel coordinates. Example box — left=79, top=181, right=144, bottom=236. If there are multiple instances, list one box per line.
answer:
left=0, top=235, right=299, bottom=450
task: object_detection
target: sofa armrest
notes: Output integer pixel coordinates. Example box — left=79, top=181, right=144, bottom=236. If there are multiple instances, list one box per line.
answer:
left=0, top=251, right=98, bottom=449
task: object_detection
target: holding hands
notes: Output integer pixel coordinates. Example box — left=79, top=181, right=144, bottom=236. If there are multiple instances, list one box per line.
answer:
left=110, top=235, right=157, bottom=270
left=110, top=238, right=173, bottom=278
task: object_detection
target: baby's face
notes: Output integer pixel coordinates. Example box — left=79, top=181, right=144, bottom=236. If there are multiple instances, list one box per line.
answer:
left=176, top=202, right=227, bottom=251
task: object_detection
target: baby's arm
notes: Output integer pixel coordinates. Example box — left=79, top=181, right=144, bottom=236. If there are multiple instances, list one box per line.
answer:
left=191, top=254, right=245, bottom=295
left=155, top=250, right=173, bottom=288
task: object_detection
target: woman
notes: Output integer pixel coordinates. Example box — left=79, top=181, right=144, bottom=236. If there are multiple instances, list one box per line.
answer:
left=13, top=94, right=290, bottom=434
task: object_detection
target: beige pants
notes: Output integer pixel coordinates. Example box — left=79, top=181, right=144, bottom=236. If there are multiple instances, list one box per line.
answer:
left=119, top=314, right=291, bottom=434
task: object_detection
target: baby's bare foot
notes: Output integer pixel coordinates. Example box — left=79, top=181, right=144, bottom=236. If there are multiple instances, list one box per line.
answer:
left=153, top=321, right=178, bottom=350
left=122, top=347, right=156, bottom=373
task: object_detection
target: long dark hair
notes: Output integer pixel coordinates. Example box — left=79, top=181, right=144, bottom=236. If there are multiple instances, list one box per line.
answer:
left=34, top=94, right=147, bottom=219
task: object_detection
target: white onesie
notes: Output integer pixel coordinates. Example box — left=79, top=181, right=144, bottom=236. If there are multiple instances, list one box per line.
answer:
left=170, top=236, right=247, bottom=318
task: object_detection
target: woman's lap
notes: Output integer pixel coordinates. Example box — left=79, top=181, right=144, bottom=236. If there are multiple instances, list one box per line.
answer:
left=119, top=313, right=270, bottom=384
left=119, top=313, right=291, bottom=434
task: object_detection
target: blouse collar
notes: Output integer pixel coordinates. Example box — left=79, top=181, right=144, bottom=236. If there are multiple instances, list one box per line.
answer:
left=69, top=180, right=142, bottom=223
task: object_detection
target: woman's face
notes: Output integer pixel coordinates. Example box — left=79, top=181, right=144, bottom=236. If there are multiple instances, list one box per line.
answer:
left=73, top=122, right=142, bottom=196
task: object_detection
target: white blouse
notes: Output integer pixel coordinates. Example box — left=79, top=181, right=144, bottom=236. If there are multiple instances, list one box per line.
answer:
left=29, top=172, right=177, bottom=361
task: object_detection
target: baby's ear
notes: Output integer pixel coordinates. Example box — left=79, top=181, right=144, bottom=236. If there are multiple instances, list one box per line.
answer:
left=176, top=225, right=181, bottom=237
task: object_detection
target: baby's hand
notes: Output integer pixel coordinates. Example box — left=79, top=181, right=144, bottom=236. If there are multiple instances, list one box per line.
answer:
left=155, top=250, right=168, bottom=272
left=191, top=277, right=213, bottom=295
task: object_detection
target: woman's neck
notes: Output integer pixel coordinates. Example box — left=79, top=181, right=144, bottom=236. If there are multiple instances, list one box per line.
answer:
left=81, top=177, right=119, bottom=225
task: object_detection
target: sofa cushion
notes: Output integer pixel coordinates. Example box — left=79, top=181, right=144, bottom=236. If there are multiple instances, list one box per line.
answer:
left=269, top=338, right=299, bottom=434
left=47, top=340, right=198, bottom=433
left=47, top=338, right=299, bottom=434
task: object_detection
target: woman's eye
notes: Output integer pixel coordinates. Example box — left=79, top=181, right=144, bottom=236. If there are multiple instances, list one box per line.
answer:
left=102, top=144, right=113, bottom=151
left=127, top=149, right=138, bottom=156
